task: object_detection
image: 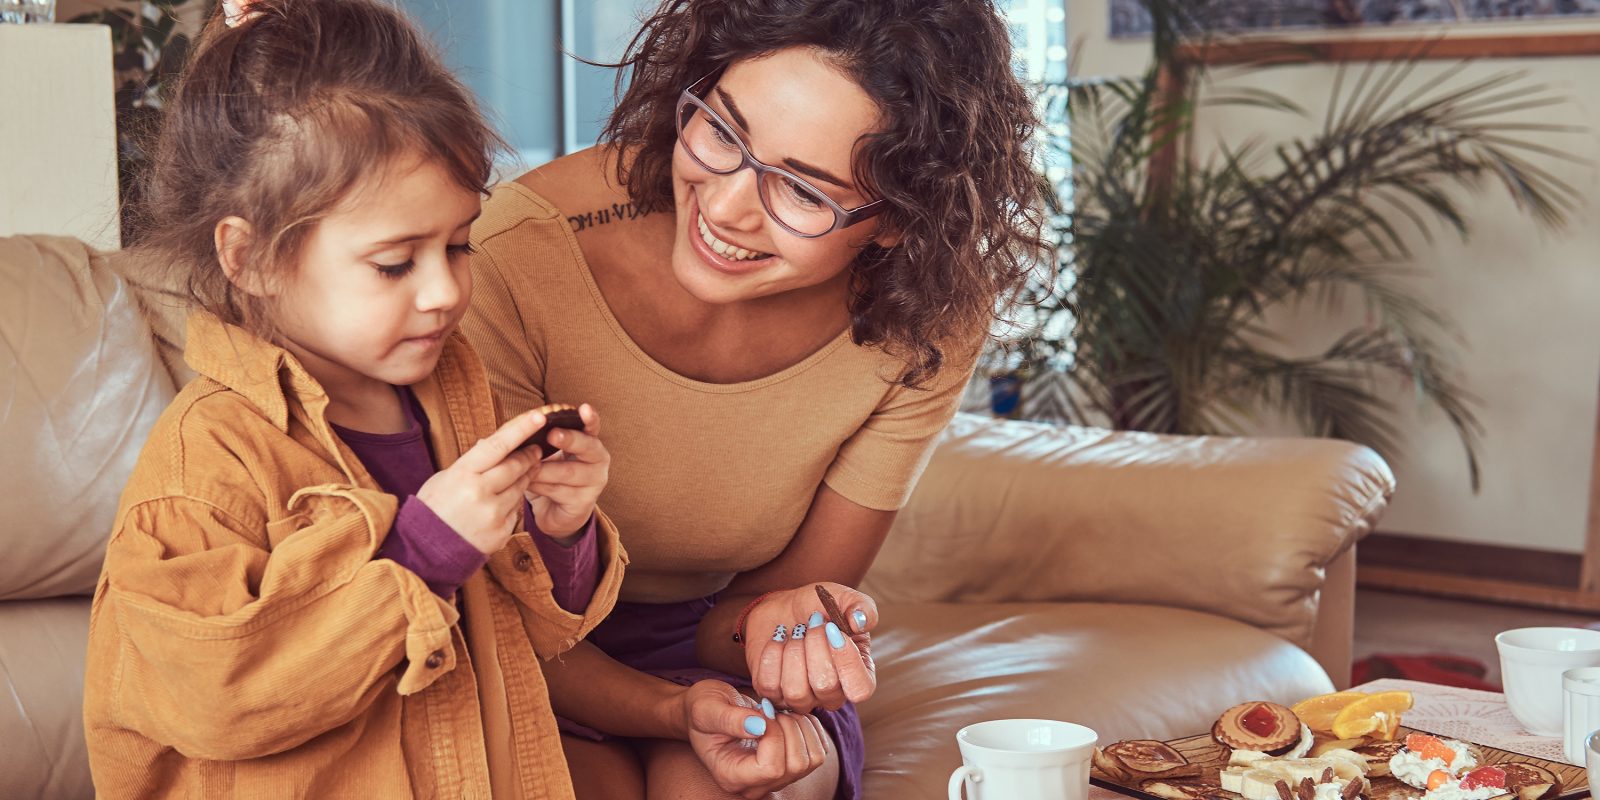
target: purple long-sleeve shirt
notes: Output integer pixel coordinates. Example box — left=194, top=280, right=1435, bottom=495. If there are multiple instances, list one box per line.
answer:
left=332, top=386, right=598, bottom=611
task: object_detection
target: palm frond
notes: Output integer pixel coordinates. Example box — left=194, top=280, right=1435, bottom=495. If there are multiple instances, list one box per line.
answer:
left=1009, top=13, right=1576, bottom=491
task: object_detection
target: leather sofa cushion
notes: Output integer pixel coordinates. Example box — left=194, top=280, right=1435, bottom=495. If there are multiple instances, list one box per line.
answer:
left=0, top=236, right=177, bottom=599
left=861, top=601, right=1335, bottom=798
left=0, top=597, right=93, bottom=800
left=873, top=413, right=1391, bottom=652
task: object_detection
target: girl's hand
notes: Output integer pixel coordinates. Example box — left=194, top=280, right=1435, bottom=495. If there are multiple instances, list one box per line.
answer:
left=525, top=403, right=609, bottom=539
left=416, top=409, right=548, bottom=555
left=745, top=583, right=878, bottom=714
left=683, top=680, right=828, bottom=799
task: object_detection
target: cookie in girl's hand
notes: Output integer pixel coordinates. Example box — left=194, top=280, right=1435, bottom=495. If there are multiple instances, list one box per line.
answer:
left=519, top=403, right=586, bottom=458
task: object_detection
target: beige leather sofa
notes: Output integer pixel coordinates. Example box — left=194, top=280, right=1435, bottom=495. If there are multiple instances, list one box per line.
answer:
left=0, top=233, right=1394, bottom=799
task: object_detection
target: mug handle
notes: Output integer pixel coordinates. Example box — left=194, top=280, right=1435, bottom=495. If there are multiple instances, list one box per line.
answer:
left=949, top=765, right=981, bottom=799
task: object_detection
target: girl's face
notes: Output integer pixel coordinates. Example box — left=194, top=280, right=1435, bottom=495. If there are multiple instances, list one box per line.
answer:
left=669, top=46, right=890, bottom=306
left=267, top=154, right=481, bottom=401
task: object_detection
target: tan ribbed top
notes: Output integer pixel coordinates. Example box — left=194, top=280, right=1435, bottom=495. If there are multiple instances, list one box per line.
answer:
left=462, top=182, right=976, bottom=603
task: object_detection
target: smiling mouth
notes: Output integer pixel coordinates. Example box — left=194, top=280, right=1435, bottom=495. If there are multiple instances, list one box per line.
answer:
left=696, top=213, right=773, bottom=262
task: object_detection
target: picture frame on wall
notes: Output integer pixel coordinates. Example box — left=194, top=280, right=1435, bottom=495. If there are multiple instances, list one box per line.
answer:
left=1109, top=0, right=1600, bottom=39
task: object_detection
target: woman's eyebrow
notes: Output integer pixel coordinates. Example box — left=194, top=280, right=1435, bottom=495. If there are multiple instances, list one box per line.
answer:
left=782, top=158, right=852, bottom=191
left=717, top=87, right=855, bottom=191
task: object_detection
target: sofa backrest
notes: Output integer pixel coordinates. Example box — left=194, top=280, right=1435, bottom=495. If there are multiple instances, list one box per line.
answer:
left=0, top=235, right=186, bottom=600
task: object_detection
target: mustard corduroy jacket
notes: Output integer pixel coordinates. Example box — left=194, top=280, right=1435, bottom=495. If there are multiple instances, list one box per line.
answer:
left=84, top=311, right=625, bottom=799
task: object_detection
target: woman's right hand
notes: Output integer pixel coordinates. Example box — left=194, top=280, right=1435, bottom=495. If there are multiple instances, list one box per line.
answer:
left=417, top=409, right=548, bottom=555
left=683, top=680, right=829, bottom=799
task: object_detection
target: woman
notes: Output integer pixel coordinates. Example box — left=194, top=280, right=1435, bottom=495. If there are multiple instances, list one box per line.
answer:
left=462, top=1, right=1046, bottom=797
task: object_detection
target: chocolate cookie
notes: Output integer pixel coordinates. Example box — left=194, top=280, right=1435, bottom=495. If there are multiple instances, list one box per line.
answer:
left=519, top=403, right=585, bottom=458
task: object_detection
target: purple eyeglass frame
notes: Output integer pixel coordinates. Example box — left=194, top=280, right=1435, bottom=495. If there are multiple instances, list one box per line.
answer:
left=675, top=69, right=886, bottom=239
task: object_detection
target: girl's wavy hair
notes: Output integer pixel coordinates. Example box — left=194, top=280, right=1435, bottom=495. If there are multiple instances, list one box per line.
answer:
left=603, top=0, right=1048, bottom=388
left=132, top=0, right=502, bottom=339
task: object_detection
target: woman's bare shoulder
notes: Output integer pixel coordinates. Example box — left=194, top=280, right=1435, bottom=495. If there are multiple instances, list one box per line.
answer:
left=513, top=146, right=627, bottom=217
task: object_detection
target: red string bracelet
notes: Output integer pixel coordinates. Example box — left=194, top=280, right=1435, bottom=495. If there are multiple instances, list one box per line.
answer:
left=730, top=591, right=780, bottom=644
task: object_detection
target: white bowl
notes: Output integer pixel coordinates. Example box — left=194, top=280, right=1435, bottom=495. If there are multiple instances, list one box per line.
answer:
left=1496, top=627, right=1600, bottom=737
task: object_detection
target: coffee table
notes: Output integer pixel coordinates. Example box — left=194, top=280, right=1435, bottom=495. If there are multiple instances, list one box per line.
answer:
left=1087, top=678, right=1583, bottom=800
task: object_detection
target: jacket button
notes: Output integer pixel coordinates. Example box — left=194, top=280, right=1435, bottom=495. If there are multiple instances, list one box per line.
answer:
left=424, top=650, right=444, bottom=669
left=514, top=551, right=532, bottom=571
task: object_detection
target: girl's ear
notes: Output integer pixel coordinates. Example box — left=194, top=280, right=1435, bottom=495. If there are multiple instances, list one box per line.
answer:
left=215, top=216, right=274, bottom=298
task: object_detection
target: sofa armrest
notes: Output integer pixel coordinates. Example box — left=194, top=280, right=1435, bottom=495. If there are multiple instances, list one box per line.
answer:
left=863, top=414, right=1392, bottom=675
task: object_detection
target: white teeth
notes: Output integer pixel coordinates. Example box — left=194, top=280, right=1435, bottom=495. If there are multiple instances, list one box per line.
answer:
left=697, top=215, right=770, bottom=261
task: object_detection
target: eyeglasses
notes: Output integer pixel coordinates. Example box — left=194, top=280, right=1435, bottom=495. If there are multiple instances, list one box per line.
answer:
left=675, top=70, right=886, bottom=238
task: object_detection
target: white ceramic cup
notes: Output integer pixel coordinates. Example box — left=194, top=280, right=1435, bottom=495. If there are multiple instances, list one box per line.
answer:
left=1586, top=729, right=1600, bottom=798
left=1564, top=667, right=1600, bottom=765
left=948, top=719, right=1097, bottom=800
left=1496, top=627, right=1600, bottom=737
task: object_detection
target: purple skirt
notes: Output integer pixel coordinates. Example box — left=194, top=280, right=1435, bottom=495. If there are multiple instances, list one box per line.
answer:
left=558, top=594, right=864, bottom=800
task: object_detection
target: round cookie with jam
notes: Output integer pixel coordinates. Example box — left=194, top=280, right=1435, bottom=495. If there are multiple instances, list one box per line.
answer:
left=1213, top=701, right=1303, bottom=754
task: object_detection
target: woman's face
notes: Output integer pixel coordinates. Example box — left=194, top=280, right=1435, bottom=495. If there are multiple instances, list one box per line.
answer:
left=669, top=46, right=889, bottom=306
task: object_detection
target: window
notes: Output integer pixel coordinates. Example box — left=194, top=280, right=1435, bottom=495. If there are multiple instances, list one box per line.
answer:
left=405, top=0, right=1068, bottom=194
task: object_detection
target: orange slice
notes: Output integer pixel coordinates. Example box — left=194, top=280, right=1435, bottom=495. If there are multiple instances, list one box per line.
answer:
left=1292, top=692, right=1369, bottom=734
left=1331, top=690, right=1413, bottom=740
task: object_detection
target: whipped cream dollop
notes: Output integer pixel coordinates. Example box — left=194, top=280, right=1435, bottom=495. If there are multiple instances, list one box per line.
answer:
left=1419, top=781, right=1500, bottom=800
left=1314, top=782, right=1350, bottom=800
left=1389, top=741, right=1476, bottom=790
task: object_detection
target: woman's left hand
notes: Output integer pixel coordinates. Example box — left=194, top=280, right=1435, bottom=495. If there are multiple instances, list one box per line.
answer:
left=743, top=582, right=878, bottom=714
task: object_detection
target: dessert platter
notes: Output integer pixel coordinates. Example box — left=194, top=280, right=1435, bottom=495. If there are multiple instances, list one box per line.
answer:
left=1090, top=691, right=1589, bottom=800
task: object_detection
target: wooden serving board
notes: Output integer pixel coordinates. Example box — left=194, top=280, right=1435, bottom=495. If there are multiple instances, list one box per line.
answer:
left=1090, top=727, right=1590, bottom=800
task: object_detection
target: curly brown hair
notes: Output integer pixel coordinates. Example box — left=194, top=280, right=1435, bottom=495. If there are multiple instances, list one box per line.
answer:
left=132, top=0, right=502, bottom=339
left=602, top=0, right=1048, bottom=387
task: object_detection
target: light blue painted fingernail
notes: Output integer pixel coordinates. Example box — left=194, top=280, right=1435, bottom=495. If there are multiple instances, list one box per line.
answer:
left=744, top=716, right=767, bottom=737
left=772, top=624, right=787, bottom=642
left=761, top=698, right=776, bottom=719
left=852, top=609, right=868, bottom=632
left=825, top=621, right=846, bottom=649
left=791, top=623, right=807, bottom=640
left=808, top=611, right=824, bottom=628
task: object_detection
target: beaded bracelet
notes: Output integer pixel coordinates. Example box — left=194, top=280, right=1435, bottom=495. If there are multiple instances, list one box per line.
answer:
left=730, top=591, right=781, bottom=644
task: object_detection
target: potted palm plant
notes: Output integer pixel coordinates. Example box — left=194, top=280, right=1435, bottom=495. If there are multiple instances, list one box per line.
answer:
left=995, top=0, right=1581, bottom=491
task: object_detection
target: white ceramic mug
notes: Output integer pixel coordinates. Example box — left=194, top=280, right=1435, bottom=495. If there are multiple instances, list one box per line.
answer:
left=1565, top=667, right=1600, bottom=765
left=948, top=719, right=1097, bottom=800
left=1495, top=627, right=1600, bottom=737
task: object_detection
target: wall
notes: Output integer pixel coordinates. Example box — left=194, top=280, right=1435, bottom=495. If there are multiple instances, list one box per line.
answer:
left=1066, top=1, right=1600, bottom=554
left=0, top=24, right=119, bottom=249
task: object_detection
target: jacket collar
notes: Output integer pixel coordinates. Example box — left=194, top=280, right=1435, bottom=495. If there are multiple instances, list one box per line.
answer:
left=183, top=310, right=311, bottom=433
left=181, top=310, right=491, bottom=447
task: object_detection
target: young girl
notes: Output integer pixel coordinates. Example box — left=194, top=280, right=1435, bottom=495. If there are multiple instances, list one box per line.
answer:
left=80, top=1, right=770, bottom=796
